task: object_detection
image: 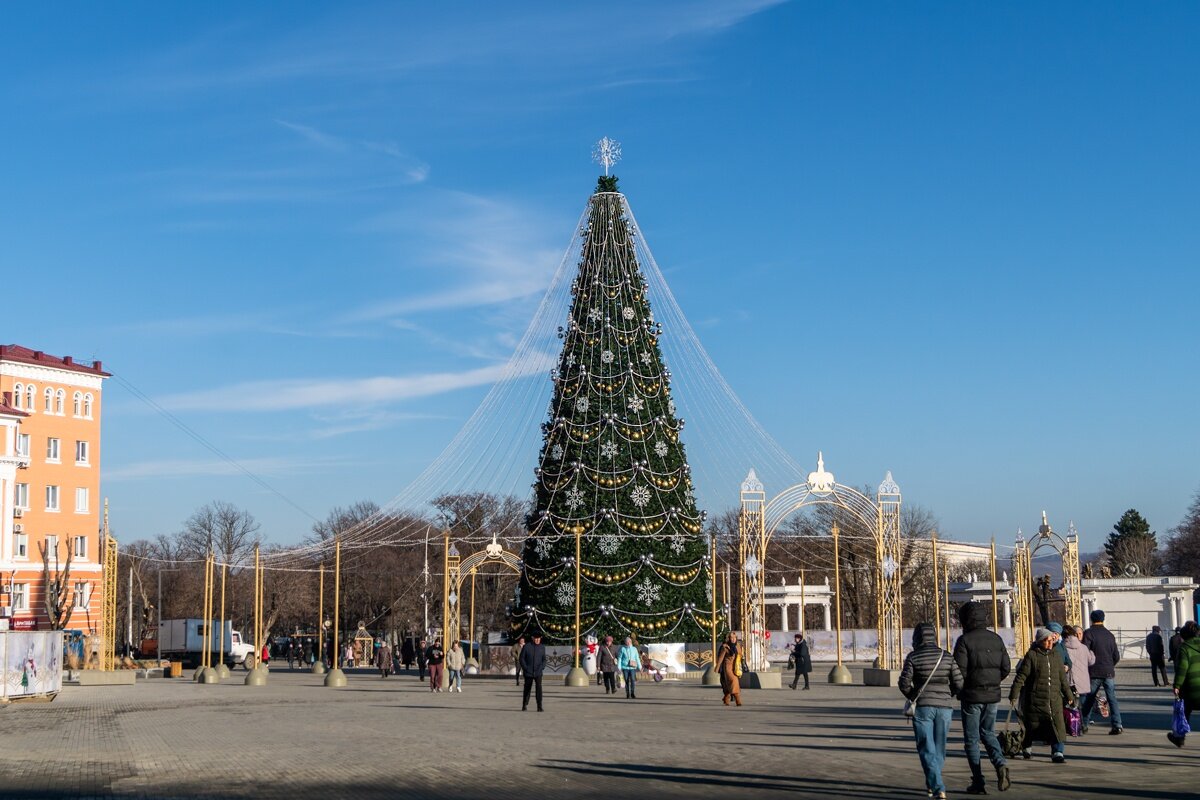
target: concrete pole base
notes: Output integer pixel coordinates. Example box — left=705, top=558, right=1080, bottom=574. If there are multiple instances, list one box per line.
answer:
left=564, top=667, right=590, bottom=687
left=215, top=664, right=231, bottom=679
left=244, top=666, right=268, bottom=686
left=323, top=668, right=347, bottom=688
left=701, top=665, right=723, bottom=686
left=199, top=667, right=220, bottom=684
left=310, top=661, right=326, bottom=675
left=827, top=664, right=853, bottom=684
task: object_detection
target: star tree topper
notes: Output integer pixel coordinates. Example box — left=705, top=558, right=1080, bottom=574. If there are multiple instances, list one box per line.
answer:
left=592, top=136, right=621, bottom=175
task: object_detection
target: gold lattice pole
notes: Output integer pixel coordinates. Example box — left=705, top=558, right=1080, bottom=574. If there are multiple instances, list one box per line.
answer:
left=876, top=473, right=903, bottom=670
left=1062, top=524, right=1083, bottom=629
left=990, top=538, right=999, bottom=629
left=1012, top=533, right=1034, bottom=655
left=100, top=500, right=117, bottom=671
left=932, top=531, right=942, bottom=648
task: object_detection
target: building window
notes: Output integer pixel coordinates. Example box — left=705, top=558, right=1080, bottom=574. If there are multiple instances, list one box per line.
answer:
left=25, top=385, right=35, bottom=411
left=73, top=392, right=82, bottom=417
left=16, top=433, right=30, bottom=458
left=13, top=583, right=28, bottom=611
left=44, top=387, right=54, bottom=413
left=14, top=482, right=28, bottom=509
left=73, top=534, right=88, bottom=559
left=44, top=534, right=59, bottom=557
left=45, top=485, right=60, bottom=512
left=13, top=531, right=28, bottom=559
left=73, top=582, right=92, bottom=610
left=75, top=440, right=89, bottom=465
left=12, top=383, right=23, bottom=409
left=75, top=487, right=89, bottom=514
left=47, top=437, right=60, bottom=462
left=55, top=389, right=65, bottom=415
left=83, top=393, right=93, bottom=418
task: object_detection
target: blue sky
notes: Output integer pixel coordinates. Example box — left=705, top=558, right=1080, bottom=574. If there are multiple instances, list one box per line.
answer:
left=2, top=2, right=1198, bottom=552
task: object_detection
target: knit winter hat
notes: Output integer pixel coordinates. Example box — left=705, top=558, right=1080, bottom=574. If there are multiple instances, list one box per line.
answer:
left=1090, top=609, right=1106, bottom=623
left=1035, top=627, right=1053, bottom=643
left=1047, top=622, right=1063, bottom=634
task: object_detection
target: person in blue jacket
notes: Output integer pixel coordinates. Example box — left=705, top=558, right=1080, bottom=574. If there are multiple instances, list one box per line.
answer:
left=617, top=637, right=641, bottom=699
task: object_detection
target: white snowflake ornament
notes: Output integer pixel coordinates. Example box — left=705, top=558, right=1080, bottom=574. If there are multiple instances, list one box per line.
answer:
left=575, top=397, right=590, bottom=412
left=587, top=307, right=601, bottom=321
left=635, top=576, right=661, bottom=607
left=630, top=485, right=651, bottom=508
left=601, top=441, right=618, bottom=458
left=628, top=396, right=644, bottom=412
left=565, top=487, right=584, bottom=510
left=598, top=534, right=621, bottom=556
left=622, top=307, right=635, bottom=320
left=653, top=440, right=668, bottom=457
left=550, top=444, right=564, bottom=461
left=555, top=581, right=576, bottom=608
left=639, top=353, right=652, bottom=366
left=601, top=350, right=614, bottom=364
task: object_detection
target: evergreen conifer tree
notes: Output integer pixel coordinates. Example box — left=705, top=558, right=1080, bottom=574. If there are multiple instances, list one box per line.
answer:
left=512, top=176, right=715, bottom=643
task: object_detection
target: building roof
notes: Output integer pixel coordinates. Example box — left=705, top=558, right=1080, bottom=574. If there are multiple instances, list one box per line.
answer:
left=0, top=400, right=30, bottom=418
left=0, top=344, right=109, bottom=377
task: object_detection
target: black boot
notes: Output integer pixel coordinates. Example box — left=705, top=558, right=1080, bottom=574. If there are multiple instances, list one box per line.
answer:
left=966, top=764, right=987, bottom=794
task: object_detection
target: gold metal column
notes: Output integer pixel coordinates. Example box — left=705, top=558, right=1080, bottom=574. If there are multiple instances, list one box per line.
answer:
left=931, top=531, right=942, bottom=649
left=322, top=539, right=346, bottom=686
left=1012, top=534, right=1034, bottom=655
left=1062, top=526, right=1082, bottom=628
left=828, top=522, right=850, bottom=683
left=100, top=500, right=117, bottom=672
left=989, top=538, right=999, bottom=630
left=468, top=568, right=477, bottom=662
left=876, top=473, right=903, bottom=670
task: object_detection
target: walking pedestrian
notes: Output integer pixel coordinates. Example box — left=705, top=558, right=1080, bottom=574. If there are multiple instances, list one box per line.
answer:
left=1062, top=625, right=1094, bottom=714
left=1170, top=627, right=1184, bottom=675
left=511, top=636, right=525, bottom=686
left=899, top=622, right=963, bottom=799
left=1169, top=620, right=1200, bottom=747
left=598, top=635, right=618, bottom=695
left=1147, top=625, right=1169, bottom=687
left=446, top=640, right=466, bottom=692
left=788, top=632, right=812, bottom=690
left=1047, top=622, right=1072, bottom=675
left=1010, top=627, right=1076, bottom=763
left=426, top=639, right=445, bottom=692
left=715, top=632, right=742, bottom=707
left=952, top=601, right=1011, bottom=794
left=416, top=638, right=428, bottom=682
left=261, top=643, right=270, bottom=667
left=375, top=639, right=393, bottom=679
left=400, top=638, right=415, bottom=670
left=520, top=632, right=547, bottom=712
left=617, top=637, right=641, bottom=699
left=1079, top=609, right=1124, bottom=735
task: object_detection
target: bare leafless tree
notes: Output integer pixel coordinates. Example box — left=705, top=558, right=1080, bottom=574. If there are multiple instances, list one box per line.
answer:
left=40, top=538, right=74, bottom=630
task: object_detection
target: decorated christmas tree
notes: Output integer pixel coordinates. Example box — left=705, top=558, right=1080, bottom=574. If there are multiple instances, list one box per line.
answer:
left=512, top=143, right=716, bottom=644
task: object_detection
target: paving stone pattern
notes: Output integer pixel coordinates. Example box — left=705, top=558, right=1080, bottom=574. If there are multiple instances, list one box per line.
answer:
left=1, top=665, right=1195, bottom=799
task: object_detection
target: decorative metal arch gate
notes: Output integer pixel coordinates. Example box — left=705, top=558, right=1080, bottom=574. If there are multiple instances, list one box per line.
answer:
left=738, top=453, right=904, bottom=671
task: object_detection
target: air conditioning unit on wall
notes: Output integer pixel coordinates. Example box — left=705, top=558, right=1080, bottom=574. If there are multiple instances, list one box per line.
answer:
left=13, top=508, right=23, bottom=518
left=13, top=523, right=22, bottom=533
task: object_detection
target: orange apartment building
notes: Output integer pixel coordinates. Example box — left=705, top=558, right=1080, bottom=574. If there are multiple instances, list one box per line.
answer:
left=0, top=344, right=108, bottom=637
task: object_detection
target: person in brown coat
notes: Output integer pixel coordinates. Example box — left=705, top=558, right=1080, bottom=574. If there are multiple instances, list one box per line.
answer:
left=1010, top=627, right=1077, bottom=763
left=715, top=632, right=742, bottom=706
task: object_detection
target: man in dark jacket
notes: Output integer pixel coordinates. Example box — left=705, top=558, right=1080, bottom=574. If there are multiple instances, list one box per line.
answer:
left=1147, top=625, right=1168, bottom=687
left=1079, top=609, right=1123, bottom=734
left=953, top=601, right=1011, bottom=794
left=520, top=632, right=548, bottom=712
left=1170, top=627, right=1184, bottom=675
left=789, top=633, right=812, bottom=690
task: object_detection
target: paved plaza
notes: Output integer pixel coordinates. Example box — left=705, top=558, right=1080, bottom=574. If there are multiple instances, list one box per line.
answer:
left=2, top=665, right=1195, bottom=799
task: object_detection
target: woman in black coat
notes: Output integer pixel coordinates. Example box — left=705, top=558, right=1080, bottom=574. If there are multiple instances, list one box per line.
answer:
left=789, top=633, right=812, bottom=690
left=1010, top=627, right=1076, bottom=763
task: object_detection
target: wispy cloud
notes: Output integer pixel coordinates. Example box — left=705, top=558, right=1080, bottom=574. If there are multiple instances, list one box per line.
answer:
left=157, top=353, right=554, bottom=412
left=105, top=455, right=345, bottom=481
left=347, top=191, right=564, bottom=319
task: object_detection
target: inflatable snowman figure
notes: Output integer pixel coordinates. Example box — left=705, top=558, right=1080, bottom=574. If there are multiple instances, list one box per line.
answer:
left=582, top=634, right=599, bottom=676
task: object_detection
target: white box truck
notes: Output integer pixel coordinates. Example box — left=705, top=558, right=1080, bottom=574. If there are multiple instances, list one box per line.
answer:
left=159, top=619, right=255, bottom=668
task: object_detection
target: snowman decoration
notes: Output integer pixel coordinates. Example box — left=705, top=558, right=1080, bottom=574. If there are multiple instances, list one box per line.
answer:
left=582, top=634, right=598, bottom=676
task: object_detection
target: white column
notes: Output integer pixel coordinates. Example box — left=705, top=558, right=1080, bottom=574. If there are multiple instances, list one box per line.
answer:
left=1170, top=596, right=1180, bottom=630
left=1002, top=600, right=1012, bottom=629
left=781, top=603, right=790, bottom=633
left=823, top=602, right=832, bottom=632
